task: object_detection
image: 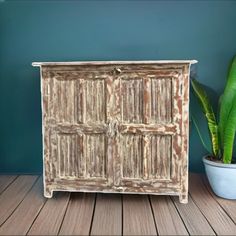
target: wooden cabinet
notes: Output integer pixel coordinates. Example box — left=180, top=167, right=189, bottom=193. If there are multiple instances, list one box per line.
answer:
left=33, top=60, right=196, bottom=203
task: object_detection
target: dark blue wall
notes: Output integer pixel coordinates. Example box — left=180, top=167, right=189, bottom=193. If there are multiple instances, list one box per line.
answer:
left=1, top=0, right=236, bottom=173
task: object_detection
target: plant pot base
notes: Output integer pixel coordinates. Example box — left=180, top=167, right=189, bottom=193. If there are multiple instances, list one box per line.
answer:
left=203, top=156, right=236, bottom=200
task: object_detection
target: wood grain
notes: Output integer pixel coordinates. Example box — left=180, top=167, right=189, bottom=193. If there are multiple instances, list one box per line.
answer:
left=189, top=174, right=236, bottom=235
left=0, top=175, right=38, bottom=226
left=172, top=195, right=215, bottom=235
left=59, top=193, right=95, bottom=235
left=150, top=196, right=188, bottom=235
left=0, top=174, right=236, bottom=235
left=28, top=192, right=70, bottom=235
left=0, top=177, right=45, bottom=235
left=123, top=194, right=157, bottom=235
left=91, top=193, right=122, bottom=235
left=0, top=175, right=18, bottom=194
left=203, top=175, right=236, bottom=225
left=32, top=60, right=197, bottom=67
left=37, top=62, right=192, bottom=202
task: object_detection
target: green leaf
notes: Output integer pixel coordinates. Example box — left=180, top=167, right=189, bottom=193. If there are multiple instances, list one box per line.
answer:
left=223, top=95, right=236, bottom=163
left=191, top=115, right=212, bottom=154
left=191, top=78, right=220, bottom=157
left=219, top=56, right=236, bottom=150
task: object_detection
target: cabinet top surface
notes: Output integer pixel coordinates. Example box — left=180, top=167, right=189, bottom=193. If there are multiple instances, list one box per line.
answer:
left=32, top=60, right=197, bottom=67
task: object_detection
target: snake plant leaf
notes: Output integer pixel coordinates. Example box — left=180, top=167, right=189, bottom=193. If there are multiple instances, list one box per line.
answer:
left=191, top=78, right=219, bottom=157
left=191, top=115, right=212, bottom=154
left=219, top=56, right=236, bottom=149
left=223, top=95, right=236, bottom=163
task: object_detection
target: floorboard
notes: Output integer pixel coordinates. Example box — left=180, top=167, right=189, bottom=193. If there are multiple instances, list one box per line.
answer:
left=0, top=174, right=235, bottom=235
left=172, top=194, right=215, bottom=235
left=0, top=175, right=38, bottom=226
left=28, top=192, right=70, bottom=235
left=123, top=194, right=157, bottom=236
left=90, top=193, right=122, bottom=236
left=59, top=193, right=95, bottom=236
left=150, top=195, right=188, bottom=235
left=0, top=175, right=18, bottom=194
left=189, top=174, right=236, bottom=235
left=0, top=177, right=46, bottom=235
left=203, top=175, right=236, bottom=225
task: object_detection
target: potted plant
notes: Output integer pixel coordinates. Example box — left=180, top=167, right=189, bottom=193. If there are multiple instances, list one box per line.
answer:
left=191, top=55, right=236, bottom=199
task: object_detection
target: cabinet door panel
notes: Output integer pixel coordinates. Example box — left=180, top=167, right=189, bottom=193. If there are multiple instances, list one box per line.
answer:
left=117, top=70, right=183, bottom=189
left=43, top=70, right=112, bottom=187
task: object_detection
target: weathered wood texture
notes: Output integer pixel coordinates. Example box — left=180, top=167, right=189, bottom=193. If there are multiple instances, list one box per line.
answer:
left=34, top=61, right=194, bottom=203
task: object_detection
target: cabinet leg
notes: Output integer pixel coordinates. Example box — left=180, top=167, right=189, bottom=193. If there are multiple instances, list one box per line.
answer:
left=179, top=193, right=188, bottom=204
left=44, top=187, right=53, bottom=198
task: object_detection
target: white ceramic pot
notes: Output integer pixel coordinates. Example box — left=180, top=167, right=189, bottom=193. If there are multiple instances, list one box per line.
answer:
left=203, top=156, right=236, bottom=199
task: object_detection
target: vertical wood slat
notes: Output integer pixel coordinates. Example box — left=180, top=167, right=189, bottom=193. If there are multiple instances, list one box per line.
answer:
left=150, top=196, right=188, bottom=235
left=121, top=134, right=172, bottom=180
left=0, top=176, right=38, bottom=226
left=59, top=193, right=95, bottom=236
left=28, top=192, right=70, bottom=235
left=0, top=177, right=46, bottom=235
left=170, top=75, right=182, bottom=185
left=42, top=69, right=54, bottom=187
left=52, top=79, right=77, bottom=124
left=84, top=134, right=106, bottom=178
left=84, top=79, right=105, bottom=123
left=77, top=79, right=84, bottom=123
left=121, top=78, right=142, bottom=123
left=149, top=135, right=171, bottom=180
left=143, top=135, right=150, bottom=180
left=58, top=133, right=109, bottom=179
left=123, top=195, right=157, bottom=235
left=150, top=78, right=172, bottom=123
left=58, top=134, right=78, bottom=178
left=106, top=76, right=121, bottom=185
left=151, top=78, right=172, bottom=123
left=91, top=194, right=122, bottom=235
left=189, top=174, right=236, bottom=235
left=0, top=175, right=18, bottom=194
left=121, top=134, right=142, bottom=178
left=143, top=77, right=151, bottom=124
left=180, top=65, right=190, bottom=203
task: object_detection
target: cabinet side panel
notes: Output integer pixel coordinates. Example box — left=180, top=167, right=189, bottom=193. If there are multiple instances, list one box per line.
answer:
left=41, top=68, right=53, bottom=195
left=180, top=65, right=190, bottom=202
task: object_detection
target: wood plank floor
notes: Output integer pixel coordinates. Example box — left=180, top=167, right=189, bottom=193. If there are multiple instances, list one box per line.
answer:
left=0, top=174, right=236, bottom=235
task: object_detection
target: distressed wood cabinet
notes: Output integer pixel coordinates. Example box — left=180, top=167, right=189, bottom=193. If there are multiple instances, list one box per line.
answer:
left=33, top=60, right=196, bottom=203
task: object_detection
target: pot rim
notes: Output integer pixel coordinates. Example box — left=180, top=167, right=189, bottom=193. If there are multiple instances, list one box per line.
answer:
left=203, top=155, right=236, bottom=169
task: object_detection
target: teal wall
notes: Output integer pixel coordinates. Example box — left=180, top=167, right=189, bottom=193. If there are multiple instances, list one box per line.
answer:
left=1, top=0, right=236, bottom=174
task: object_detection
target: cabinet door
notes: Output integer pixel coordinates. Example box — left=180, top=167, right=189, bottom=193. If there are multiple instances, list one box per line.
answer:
left=42, top=69, right=114, bottom=189
left=115, top=68, right=186, bottom=193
